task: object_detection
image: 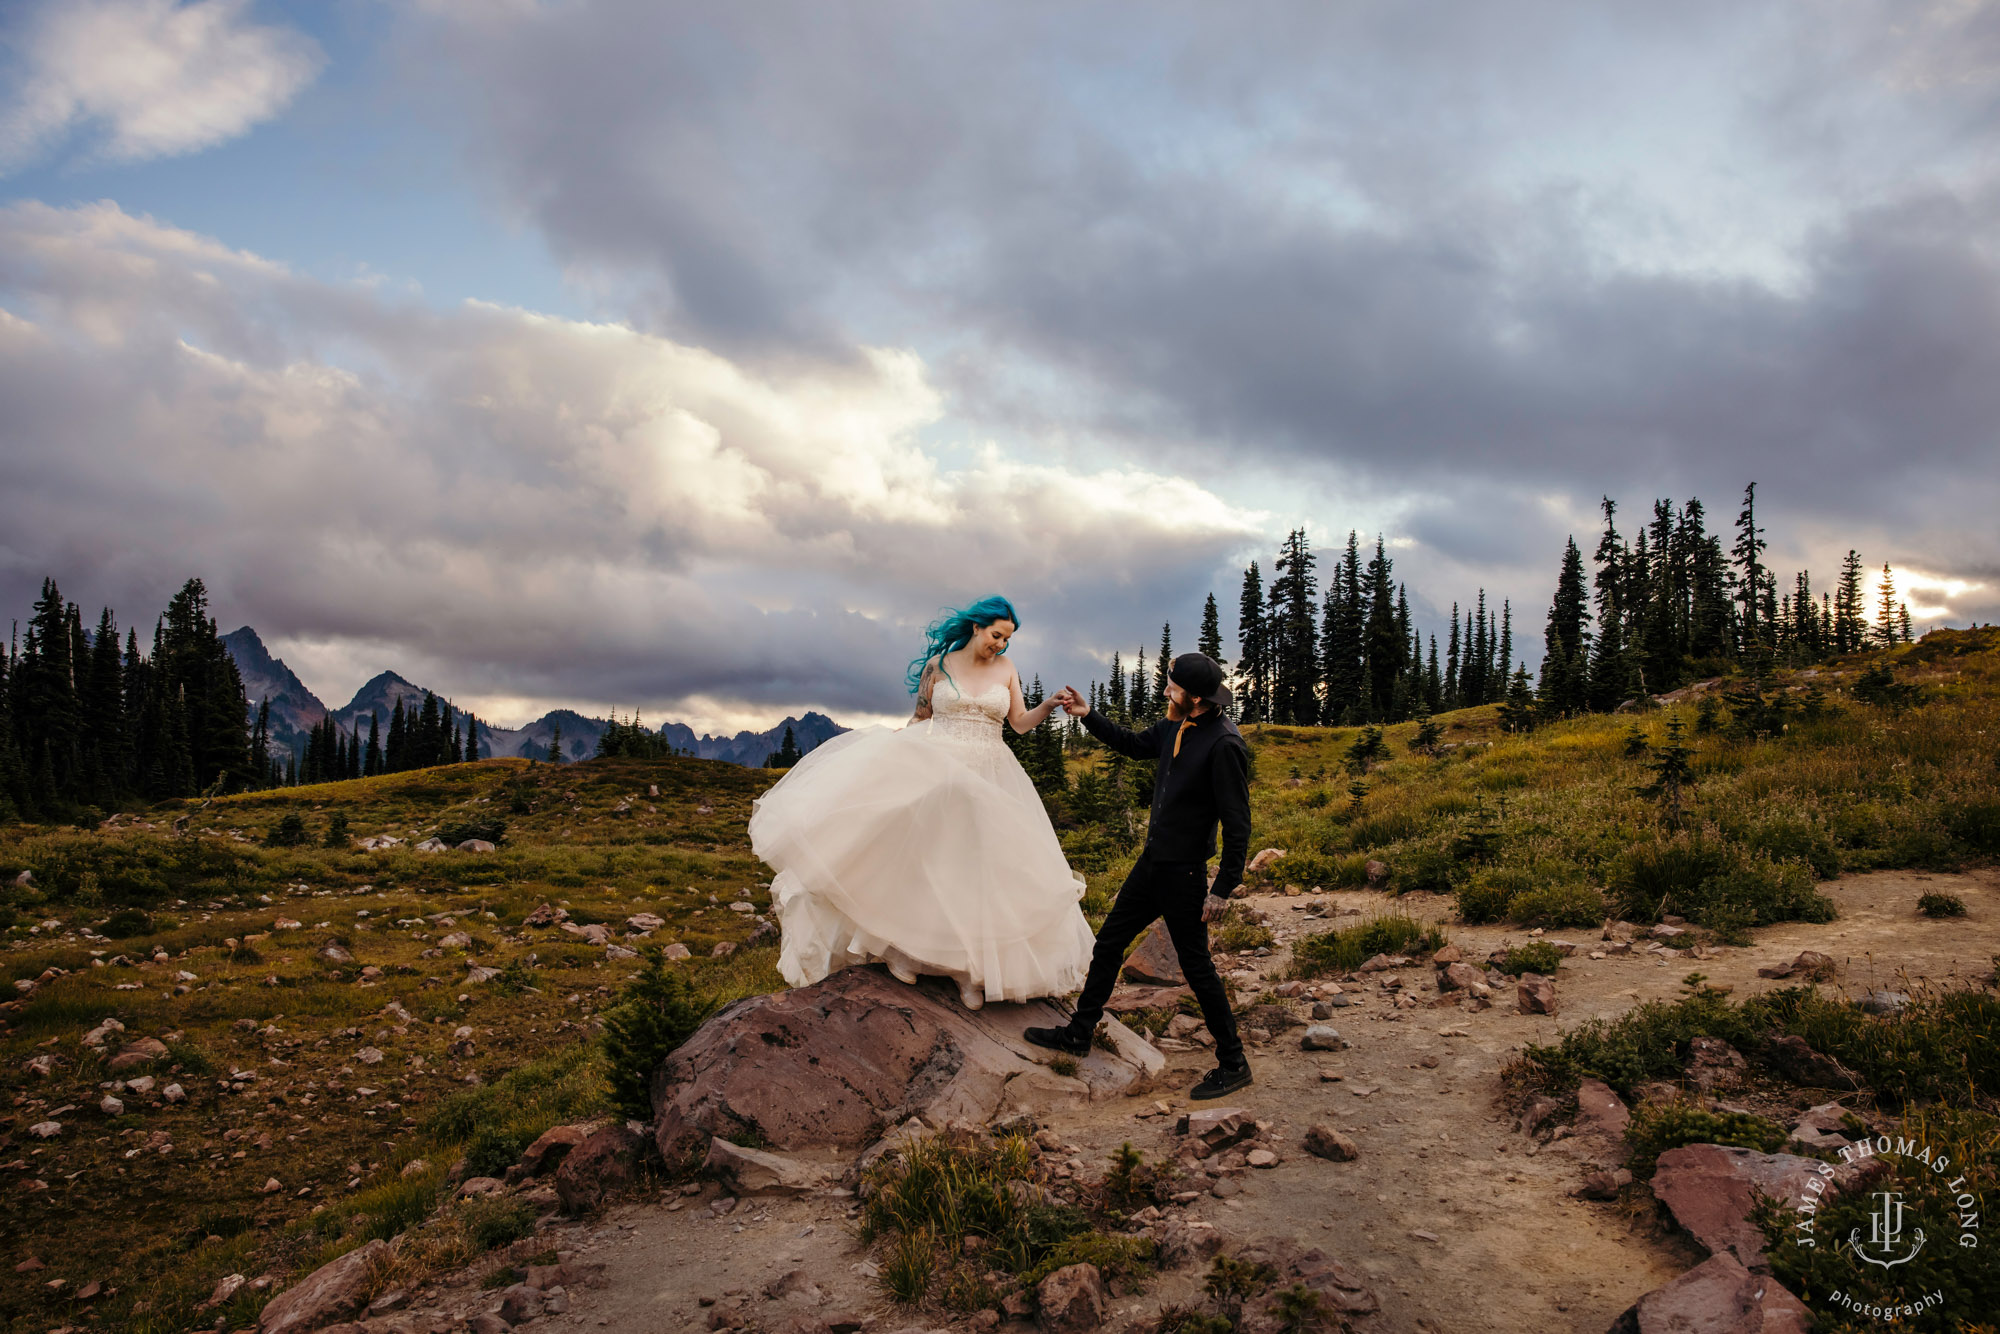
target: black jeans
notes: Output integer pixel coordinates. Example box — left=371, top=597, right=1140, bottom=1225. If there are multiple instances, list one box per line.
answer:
left=1068, top=853, right=1244, bottom=1068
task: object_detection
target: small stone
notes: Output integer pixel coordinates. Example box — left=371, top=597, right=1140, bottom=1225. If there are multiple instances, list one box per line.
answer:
left=1246, top=1149, right=1278, bottom=1168
left=1299, top=1025, right=1346, bottom=1051
left=1572, top=1168, right=1633, bottom=1200
left=98, top=1095, right=124, bottom=1116
left=27, top=1121, right=61, bottom=1139
left=163, top=1083, right=185, bottom=1103
left=261, top=1177, right=283, bottom=1194
left=1516, top=974, right=1558, bottom=1015
left=357, top=1047, right=385, bottom=1065
left=1303, top=1124, right=1359, bottom=1161
left=500, top=1283, right=546, bottom=1324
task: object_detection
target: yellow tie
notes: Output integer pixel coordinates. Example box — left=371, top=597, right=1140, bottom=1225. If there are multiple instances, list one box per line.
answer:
left=1174, top=718, right=1194, bottom=758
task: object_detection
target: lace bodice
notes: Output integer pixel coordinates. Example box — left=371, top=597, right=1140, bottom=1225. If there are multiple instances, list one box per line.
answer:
left=926, top=680, right=1010, bottom=749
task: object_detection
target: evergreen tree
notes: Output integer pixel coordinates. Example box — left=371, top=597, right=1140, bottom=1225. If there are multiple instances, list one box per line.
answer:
left=1732, top=482, right=1769, bottom=654
left=386, top=700, right=407, bottom=772
left=1107, top=651, right=1127, bottom=725
left=465, top=714, right=480, bottom=762
left=1128, top=642, right=1149, bottom=722
left=764, top=725, right=802, bottom=768
left=1152, top=623, right=1173, bottom=720
left=1197, top=594, right=1225, bottom=668
left=1496, top=665, right=1537, bottom=732
left=250, top=698, right=271, bottom=785
left=1834, top=550, right=1867, bottom=653
left=1876, top=565, right=1900, bottom=647
left=1235, top=561, right=1269, bottom=723
left=1495, top=600, right=1513, bottom=703
left=364, top=712, right=381, bottom=776
left=1899, top=602, right=1913, bottom=644
left=1444, top=603, right=1461, bottom=709
left=1588, top=498, right=1631, bottom=710
left=1362, top=537, right=1398, bottom=718
left=546, top=722, right=564, bottom=764
left=1268, top=530, right=1320, bottom=724
left=1539, top=536, right=1591, bottom=715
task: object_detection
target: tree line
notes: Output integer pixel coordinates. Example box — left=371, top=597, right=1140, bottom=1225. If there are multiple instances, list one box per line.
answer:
left=1, top=578, right=252, bottom=821
left=0, top=575, right=506, bottom=822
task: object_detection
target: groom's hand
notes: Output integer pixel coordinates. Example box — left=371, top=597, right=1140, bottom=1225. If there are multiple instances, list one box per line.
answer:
left=1057, top=687, right=1089, bottom=717
left=1201, top=893, right=1229, bottom=923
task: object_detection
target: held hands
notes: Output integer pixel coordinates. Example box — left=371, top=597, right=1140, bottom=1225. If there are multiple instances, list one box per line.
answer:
left=1201, top=893, right=1229, bottom=923
left=1054, top=686, right=1090, bottom=717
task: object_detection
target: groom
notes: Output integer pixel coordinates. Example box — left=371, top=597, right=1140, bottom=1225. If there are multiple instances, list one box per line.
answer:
left=1025, top=653, right=1253, bottom=1101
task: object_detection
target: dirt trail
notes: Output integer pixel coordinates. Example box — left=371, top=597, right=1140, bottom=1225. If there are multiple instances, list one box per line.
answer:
left=440, top=867, right=2000, bottom=1334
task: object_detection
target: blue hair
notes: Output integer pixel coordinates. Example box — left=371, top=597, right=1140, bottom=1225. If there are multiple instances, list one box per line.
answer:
left=906, top=596, right=1020, bottom=695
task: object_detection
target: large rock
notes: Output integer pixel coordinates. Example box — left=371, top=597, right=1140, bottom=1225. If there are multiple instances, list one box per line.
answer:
left=652, top=968, right=1163, bottom=1162
left=1035, top=1263, right=1108, bottom=1334
left=1651, top=1143, right=1886, bottom=1270
left=554, top=1124, right=646, bottom=1214
left=1303, top=1124, right=1359, bottom=1162
left=1571, top=1079, right=1632, bottom=1167
left=258, top=1238, right=389, bottom=1333
left=1120, top=923, right=1187, bottom=986
left=1607, top=1252, right=1811, bottom=1334
left=703, top=1138, right=829, bottom=1195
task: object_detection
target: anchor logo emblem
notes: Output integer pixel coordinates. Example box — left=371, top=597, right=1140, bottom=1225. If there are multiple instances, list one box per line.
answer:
left=1851, top=1191, right=1926, bottom=1269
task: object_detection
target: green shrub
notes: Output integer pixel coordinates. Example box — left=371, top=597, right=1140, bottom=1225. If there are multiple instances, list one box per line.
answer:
left=1494, top=941, right=1566, bottom=977
left=601, top=946, right=717, bottom=1121
left=458, top=1197, right=539, bottom=1252
left=264, top=813, right=309, bottom=848
left=1289, top=913, right=1446, bottom=978
left=1918, top=892, right=1967, bottom=918
left=1506, top=882, right=1605, bottom=929
left=1506, top=976, right=1756, bottom=1099
left=1944, top=794, right=2000, bottom=854
left=1738, top=815, right=1840, bottom=880
left=1210, top=905, right=1275, bottom=953
left=424, top=1045, right=608, bottom=1178
left=1393, top=845, right=1462, bottom=895
left=1624, top=1100, right=1788, bottom=1178
left=323, top=812, right=350, bottom=848
left=1454, top=874, right=1516, bottom=925
left=98, top=907, right=154, bottom=938
left=1607, top=832, right=1834, bottom=929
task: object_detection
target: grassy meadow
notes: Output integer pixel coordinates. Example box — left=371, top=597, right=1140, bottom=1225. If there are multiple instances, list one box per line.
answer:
left=0, top=627, right=1994, bottom=1330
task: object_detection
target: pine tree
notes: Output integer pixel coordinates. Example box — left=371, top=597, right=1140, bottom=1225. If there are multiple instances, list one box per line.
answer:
left=1834, top=550, right=1867, bottom=653
left=1539, top=536, right=1591, bottom=715
left=1362, top=537, right=1398, bottom=718
left=1899, top=602, right=1913, bottom=644
left=1235, top=562, right=1268, bottom=723
left=1496, top=666, right=1537, bottom=732
left=1639, top=714, right=1697, bottom=829
left=1152, top=623, right=1173, bottom=720
left=464, top=714, right=479, bottom=762
left=547, top=722, right=564, bottom=764
left=1444, top=603, right=1461, bottom=709
left=386, top=700, right=407, bottom=773
left=1588, top=498, right=1631, bottom=710
left=1876, top=565, right=1900, bottom=648
left=1197, top=594, right=1224, bottom=668
left=1107, top=651, right=1127, bottom=725
left=764, top=725, right=802, bottom=768
left=1733, top=482, right=1769, bottom=654
left=1495, top=601, right=1513, bottom=704
left=1268, top=530, right=1320, bottom=724
left=1128, top=643, right=1149, bottom=723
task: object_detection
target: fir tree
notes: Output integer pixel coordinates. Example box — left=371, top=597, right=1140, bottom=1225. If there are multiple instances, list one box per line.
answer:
left=1539, top=536, right=1591, bottom=715
left=1876, top=565, right=1900, bottom=647
left=1268, top=529, right=1320, bottom=724
left=1834, top=550, right=1867, bottom=653
left=1197, top=594, right=1224, bottom=668
left=546, top=722, right=564, bottom=765
left=1152, top=623, right=1173, bottom=720
left=1363, top=537, right=1399, bottom=718
left=1733, top=482, right=1769, bottom=654
left=1639, top=714, right=1696, bottom=829
left=1235, top=562, right=1269, bottom=723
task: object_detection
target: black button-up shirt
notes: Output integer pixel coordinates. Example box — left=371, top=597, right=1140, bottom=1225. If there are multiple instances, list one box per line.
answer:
left=1080, top=705, right=1253, bottom=897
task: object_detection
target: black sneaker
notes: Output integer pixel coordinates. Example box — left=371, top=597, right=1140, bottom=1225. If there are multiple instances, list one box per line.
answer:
left=1023, top=1024, right=1090, bottom=1057
left=1190, top=1062, right=1253, bottom=1100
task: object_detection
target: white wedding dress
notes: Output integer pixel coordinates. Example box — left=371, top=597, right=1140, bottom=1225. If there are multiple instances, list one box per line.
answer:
left=748, top=679, right=1095, bottom=1005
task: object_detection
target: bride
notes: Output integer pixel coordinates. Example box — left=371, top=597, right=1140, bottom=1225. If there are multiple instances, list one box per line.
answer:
left=747, top=596, right=1095, bottom=1010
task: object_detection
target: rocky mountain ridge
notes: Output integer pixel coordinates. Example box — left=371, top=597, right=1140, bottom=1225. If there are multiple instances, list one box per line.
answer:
left=221, top=626, right=845, bottom=767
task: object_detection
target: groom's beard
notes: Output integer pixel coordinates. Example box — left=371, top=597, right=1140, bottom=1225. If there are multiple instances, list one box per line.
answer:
left=1166, top=697, right=1205, bottom=721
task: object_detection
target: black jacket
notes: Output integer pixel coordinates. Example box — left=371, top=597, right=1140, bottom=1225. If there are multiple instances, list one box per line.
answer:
left=1080, top=706, right=1252, bottom=897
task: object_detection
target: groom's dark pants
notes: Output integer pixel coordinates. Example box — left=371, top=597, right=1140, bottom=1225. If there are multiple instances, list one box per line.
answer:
left=1067, top=853, right=1244, bottom=1068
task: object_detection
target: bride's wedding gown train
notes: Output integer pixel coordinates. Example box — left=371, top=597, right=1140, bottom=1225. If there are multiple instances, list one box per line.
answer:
left=748, top=680, right=1094, bottom=1005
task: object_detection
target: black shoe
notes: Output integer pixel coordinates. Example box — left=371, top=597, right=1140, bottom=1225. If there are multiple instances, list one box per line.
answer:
left=1190, top=1062, right=1253, bottom=1100
left=1023, top=1024, right=1090, bottom=1057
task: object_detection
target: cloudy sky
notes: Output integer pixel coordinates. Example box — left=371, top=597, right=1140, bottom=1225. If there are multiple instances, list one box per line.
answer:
left=3, top=0, right=1996, bottom=732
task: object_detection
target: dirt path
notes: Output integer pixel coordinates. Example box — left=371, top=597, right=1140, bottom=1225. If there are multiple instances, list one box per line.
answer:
left=432, top=867, right=2000, bottom=1334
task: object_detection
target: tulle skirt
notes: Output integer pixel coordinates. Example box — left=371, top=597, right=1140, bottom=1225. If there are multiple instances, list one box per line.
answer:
left=748, top=722, right=1095, bottom=1003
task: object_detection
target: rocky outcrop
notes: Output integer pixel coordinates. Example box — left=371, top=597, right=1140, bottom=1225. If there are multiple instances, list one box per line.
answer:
left=703, top=1138, right=830, bottom=1195
left=1035, top=1263, right=1108, bottom=1333
left=257, top=1238, right=389, bottom=1333
left=1761, top=1034, right=1862, bottom=1090
left=1607, top=1252, right=1811, bottom=1334
left=1651, top=1143, right=1887, bottom=1270
left=651, top=967, right=1162, bottom=1162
